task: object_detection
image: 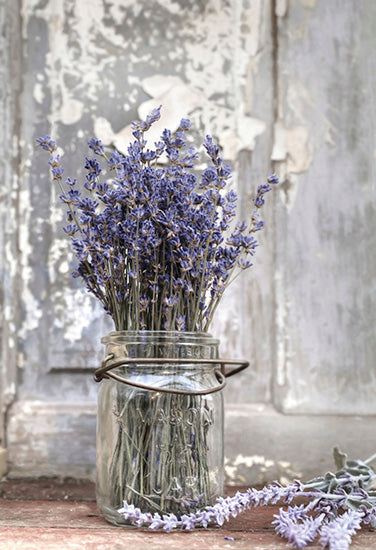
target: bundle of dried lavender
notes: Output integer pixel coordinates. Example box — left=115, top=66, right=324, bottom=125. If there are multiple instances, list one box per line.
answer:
left=37, top=106, right=277, bottom=333
left=37, top=108, right=278, bottom=517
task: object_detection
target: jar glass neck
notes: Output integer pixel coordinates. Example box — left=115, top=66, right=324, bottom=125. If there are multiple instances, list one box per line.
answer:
left=102, top=330, right=219, bottom=347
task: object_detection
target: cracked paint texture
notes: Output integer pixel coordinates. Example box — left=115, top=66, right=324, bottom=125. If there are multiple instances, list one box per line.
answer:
left=273, top=0, right=376, bottom=413
left=1, top=0, right=375, bottom=480
left=18, top=0, right=274, bottom=405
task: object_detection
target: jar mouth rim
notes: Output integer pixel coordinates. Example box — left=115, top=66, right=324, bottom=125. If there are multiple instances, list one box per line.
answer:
left=101, top=330, right=219, bottom=344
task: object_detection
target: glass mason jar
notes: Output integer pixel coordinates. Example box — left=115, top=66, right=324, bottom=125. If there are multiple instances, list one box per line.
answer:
left=96, top=331, right=224, bottom=526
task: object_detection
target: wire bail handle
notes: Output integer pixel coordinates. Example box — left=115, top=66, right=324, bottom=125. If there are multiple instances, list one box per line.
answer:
left=94, top=355, right=249, bottom=396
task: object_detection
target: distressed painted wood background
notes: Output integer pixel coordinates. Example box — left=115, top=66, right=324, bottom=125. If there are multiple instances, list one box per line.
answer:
left=0, top=0, right=375, bottom=484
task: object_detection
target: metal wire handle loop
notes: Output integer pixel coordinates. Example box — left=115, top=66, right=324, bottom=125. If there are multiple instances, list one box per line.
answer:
left=94, top=355, right=249, bottom=396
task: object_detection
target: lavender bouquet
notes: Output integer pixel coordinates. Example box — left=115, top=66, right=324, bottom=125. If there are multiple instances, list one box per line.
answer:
left=37, top=106, right=277, bottom=519
left=37, top=107, right=276, bottom=333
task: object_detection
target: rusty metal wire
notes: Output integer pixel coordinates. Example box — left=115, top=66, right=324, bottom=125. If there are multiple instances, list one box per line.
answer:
left=94, top=355, right=249, bottom=395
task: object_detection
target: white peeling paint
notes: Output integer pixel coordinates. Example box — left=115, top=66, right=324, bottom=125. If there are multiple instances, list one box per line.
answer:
left=101, top=71, right=266, bottom=162
left=22, top=0, right=127, bottom=129
left=3, top=383, right=16, bottom=401
left=58, top=260, right=69, bottom=274
left=23, top=0, right=267, bottom=166
left=106, top=0, right=144, bottom=19
left=271, top=120, right=312, bottom=210
left=5, top=241, right=17, bottom=279
left=271, top=121, right=287, bottom=161
left=19, top=286, right=43, bottom=337
left=59, top=98, right=84, bottom=126
left=299, top=0, right=316, bottom=7
left=4, top=306, right=13, bottom=321
left=286, top=126, right=312, bottom=173
left=52, top=288, right=103, bottom=343
left=17, top=353, right=25, bottom=369
left=18, top=186, right=43, bottom=336
left=272, top=122, right=312, bottom=174
left=141, top=75, right=183, bottom=98
left=95, top=78, right=203, bottom=155
left=222, top=116, right=266, bottom=158
left=93, top=117, right=115, bottom=145
left=48, top=239, right=71, bottom=284
left=276, top=0, right=288, bottom=17
left=138, top=83, right=202, bottom=138
left=106, top=0, right=127, bottom=23
left=155, top=0, right=181, bottom=15
left=33, top=82, right=45, bottom=105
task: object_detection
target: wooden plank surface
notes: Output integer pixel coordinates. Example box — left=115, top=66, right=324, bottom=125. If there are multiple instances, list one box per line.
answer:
left=0, top=499, right=375, bottom=550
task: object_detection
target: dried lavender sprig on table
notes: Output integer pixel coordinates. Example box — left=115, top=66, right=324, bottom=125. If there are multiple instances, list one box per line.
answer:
left=36, top=106, right=278, bottom=333
left=117, top=448, right=376, bottom=549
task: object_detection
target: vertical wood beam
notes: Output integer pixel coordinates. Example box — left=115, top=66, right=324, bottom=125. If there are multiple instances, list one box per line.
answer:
left=0, top=0, right=22, bottom=449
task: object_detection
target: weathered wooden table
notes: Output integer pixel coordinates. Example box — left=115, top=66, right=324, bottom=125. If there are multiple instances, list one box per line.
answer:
left=0, top=480, right=375, bottom=549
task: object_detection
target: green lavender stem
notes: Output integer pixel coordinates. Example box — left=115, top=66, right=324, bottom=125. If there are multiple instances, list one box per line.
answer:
left=108, top=387, right=212, bottom=515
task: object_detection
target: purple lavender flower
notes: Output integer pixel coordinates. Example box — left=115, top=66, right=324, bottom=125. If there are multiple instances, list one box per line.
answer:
left=289, top=517, right=323, bottom=549
left=253, top=176, right=278, bottom=209
left=319, top=510, right=363, bottom=550
left=267, top=173, right=279, bottom=185
left=180, top=513, right=198, bottom=530
left=36, top=135, right=56, bottom=152
left=88, top=137, right=105, bottom=155
left=179, top=118, right=191, bottom=131
left=359, top=505, right=376, bottom=528
left=48, top=154, right=64, bottom=179
left=196, top=509, right=212, bottom=528
left=37, top=106, right=277, bottom=332
left=161, top=513, right=179, bottom=533
left=203, top=134, right=220, bottom=163
left=131, top=105, right=161, bottom=139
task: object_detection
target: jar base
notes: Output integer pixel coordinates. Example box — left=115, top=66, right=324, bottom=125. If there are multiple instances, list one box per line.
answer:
left=96, top=497, right=137, bottom=527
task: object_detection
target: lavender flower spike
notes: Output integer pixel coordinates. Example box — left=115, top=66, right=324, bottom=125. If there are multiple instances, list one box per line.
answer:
left=267, top=173, right=279, bottom=185
left=36, top=135, right=56, bottom=152
left=88, top=137, right=105, bottom=155
left=117, top=481, right=298, bottom=531
left=319, top=510, right=363, bottom=550
left=273, top=507, right=324, bottom=549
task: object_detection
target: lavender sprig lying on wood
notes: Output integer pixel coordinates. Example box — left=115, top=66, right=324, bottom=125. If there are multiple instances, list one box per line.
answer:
left=37, top=106, right=278, bottom=332
left=117, top=448, right=376, bottom=549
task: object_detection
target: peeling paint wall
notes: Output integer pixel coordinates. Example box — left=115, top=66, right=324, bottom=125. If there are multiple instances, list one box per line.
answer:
left=17, top=0, right=276, bottom=404
left=1, top=0, right=376, bottom=482
left=273, top=0, right=376, bottom=414
left=0, top=1, right=22, bottom=447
